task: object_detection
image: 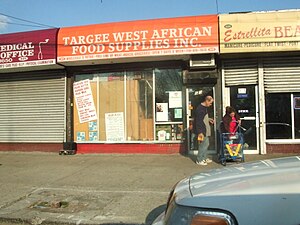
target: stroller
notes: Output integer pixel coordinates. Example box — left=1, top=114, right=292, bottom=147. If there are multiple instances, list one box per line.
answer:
left=219, top=121, right=245, bottom=166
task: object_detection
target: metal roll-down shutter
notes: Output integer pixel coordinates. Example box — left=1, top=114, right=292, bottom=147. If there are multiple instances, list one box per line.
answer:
left=223, top=59, right=259, bottom=86
left=263, top=57, right=300, bottom=93
left=0, top=71, right=66, bottom=142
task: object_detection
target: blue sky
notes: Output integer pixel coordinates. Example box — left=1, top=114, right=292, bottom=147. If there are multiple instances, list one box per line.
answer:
left=1, top=0, right=300, bottom=34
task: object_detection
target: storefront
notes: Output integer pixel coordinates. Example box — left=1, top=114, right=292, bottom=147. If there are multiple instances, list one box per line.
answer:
left=3, top=10, right=300, bottom=154
left=0, top=29, right=66, bottom=152
left=219, top=10, right=300, bottom=154
left=57, top=15, right=220, bottom=154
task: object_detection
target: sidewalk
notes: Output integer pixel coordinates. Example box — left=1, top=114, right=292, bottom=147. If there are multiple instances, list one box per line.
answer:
left=0, top=152, right=292, bottom=225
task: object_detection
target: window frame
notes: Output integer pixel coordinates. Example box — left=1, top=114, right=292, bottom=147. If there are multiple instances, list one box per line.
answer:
left=265, top=93, right=300, bottom=142
left=73, top=68, right=184, bottom=143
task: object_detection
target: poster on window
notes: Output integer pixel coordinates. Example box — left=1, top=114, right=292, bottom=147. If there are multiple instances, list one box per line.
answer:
left=174, top=108, right=183, bottom=119
left=89, top=121, right=97, bottom=131
left=105, top=112, right=125, bottom=142
left=156, top=103, right=169, bottom=122
left=294, top=97, right=300, bottom=109
left=76, top=132, right=86, bottom=141
left=73, top=79, right=98, bottom=123
left=89, top=132, right=98, bottom=141
left=169, top=91, right=182, bottom=108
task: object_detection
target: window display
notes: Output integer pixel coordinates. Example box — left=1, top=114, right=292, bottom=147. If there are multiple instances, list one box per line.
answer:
left=154, top=69, right=183, bottom=141
left=155, top=69, right=183, bottom=121
left=74, top=68, right=183, bottom=143
left=126, top=71, right=153, bottom=141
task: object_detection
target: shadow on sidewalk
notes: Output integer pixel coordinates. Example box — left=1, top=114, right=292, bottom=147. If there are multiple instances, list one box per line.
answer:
left=145, top=204, right=166, bottom=225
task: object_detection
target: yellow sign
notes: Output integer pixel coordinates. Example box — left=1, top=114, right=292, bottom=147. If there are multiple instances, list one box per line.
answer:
left=220, top=11, right=300, bottom=53
left=225, top=144, right=242, bottom=156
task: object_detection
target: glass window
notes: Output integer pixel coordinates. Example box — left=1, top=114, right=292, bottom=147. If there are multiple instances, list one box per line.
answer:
left=126, top=71, right=153, bottom=141
left=74, top=72, right=125, bottom=142
left=154, top=69, right=183, bottom=141
left=155, top=69, right=183, bottom=122
left=73, top=68, right=183, bottom=143
left=74, top=73, right=100, bottom=142
left=293, top=95, right=300, bottom=139
left=98, top=72, right=125, bottom=141
left=265, top=93, right=292, bottom=139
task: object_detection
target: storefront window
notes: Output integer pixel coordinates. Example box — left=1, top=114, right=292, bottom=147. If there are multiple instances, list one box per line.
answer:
left=293, top=95, right=300, bottom=139
left=74, top=68, right=183, bottom=143
left=126, top=71, right=153, bottom=141
left=155, top=69, right=183, bottom=141
left=98, top=72, right=125, bottom=141
left=74, top=72, right=125, bottom=142
left=265, top=93, right=292, bottom=139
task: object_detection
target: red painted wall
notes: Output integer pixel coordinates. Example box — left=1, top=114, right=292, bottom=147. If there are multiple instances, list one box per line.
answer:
left=1, top=143, right=300, bottom=154
left=0, top=143, right=63, bottom=152
left=0, top=143, right=187, bottom=154
left=76, top=143, right=186, bottom=154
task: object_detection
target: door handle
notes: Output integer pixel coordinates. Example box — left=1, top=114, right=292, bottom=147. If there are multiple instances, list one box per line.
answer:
left=241, top=117, right=256, bottom=120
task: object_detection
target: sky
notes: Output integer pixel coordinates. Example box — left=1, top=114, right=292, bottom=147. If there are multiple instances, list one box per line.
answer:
left=0, top=0, right=300, bottom=34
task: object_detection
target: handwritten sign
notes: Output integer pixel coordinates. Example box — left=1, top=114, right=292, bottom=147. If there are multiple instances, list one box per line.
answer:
left=105, top=112, right=125, bottom=142
left=73, top=79, right=97, bottom=123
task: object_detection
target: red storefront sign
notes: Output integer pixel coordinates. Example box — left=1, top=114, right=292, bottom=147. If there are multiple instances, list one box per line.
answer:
left=58, top=15, right=219, bottom=63
left=0, top=28, right=58, bottom=69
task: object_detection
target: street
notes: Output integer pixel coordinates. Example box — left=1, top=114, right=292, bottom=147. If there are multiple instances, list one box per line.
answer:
left=0, top=152, right=289, bottom=225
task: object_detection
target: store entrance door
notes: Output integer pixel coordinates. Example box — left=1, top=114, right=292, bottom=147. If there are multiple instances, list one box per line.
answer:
left=186, top=86, right=216, bottom=155
left=230, top=85, right=259, bottom=154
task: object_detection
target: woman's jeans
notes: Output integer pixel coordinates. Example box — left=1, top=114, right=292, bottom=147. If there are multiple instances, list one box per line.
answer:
left=197, top=137, right=209, bottom=162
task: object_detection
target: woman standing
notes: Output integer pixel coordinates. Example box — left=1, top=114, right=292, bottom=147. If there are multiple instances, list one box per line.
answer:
left=221, top=106, right=241, bottom=133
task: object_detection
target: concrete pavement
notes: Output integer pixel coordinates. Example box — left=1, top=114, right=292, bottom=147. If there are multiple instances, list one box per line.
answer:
left=0, top=152, right=292, bottom=225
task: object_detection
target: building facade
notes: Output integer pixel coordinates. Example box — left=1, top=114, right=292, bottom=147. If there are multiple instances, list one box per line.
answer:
left=0, top=29, right=66, bottom=152
left=219, top=10, right=300, bottom=154
left=1, top=10, right=300, bottom=154
left=0, top=15, right=221, bottom=154
left=57, top=15, right=220, bottom=154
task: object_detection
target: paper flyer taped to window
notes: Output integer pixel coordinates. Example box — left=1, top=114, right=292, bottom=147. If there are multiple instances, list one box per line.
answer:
left=294, top=97, right=300, bottom=109
left=156, top=103, right=169, bottom=122
left=73, top=79, right=98, bottom=123
left=174, top=108, right=183, bottom=119
left=169, top=91, right=182, bottom=108
left=76, top=132, right=86, bottom=141
left=105, top=112, right=125, bottom=142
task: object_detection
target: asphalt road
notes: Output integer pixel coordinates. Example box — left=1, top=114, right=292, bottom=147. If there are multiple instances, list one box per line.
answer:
left=0, top=152, right=290, bottom=225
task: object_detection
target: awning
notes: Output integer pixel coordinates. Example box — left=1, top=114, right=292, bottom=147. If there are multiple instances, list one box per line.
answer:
left=0, top=28, right=63, bottom=73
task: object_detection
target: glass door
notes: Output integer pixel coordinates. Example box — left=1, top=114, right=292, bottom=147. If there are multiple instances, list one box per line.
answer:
left=186, top=86, right=216, bottom=154
left=230, top=85, right=259, bottom=154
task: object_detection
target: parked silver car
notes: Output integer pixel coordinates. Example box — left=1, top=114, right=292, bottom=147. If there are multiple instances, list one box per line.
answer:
left=152, top=156, right=300, bottom=225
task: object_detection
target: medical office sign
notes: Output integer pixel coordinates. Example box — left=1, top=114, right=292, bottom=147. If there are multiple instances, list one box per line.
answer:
left=220, top=11, right=300, bottom=53
left=0, top=28, right=58, bottom=69
left=57, top=15, right=218, bottom=63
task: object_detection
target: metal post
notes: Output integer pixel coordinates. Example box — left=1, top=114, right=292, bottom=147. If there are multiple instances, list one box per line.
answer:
left=258, top=60, right=266, bottom=154
left=153, top=69, right=156, bottom=141
left=62, top=69, right=76, bottom=154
